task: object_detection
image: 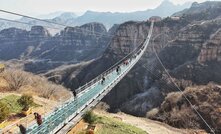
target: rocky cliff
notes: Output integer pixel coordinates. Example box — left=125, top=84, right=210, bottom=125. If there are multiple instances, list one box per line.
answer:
left=198, top=27, right=221, bottom=62
left=0, top=23, right=110, bottom=73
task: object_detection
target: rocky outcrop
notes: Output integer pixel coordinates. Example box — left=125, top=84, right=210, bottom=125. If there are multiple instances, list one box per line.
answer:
left=198, top=28, right=221, bottom=62
left=29, top=26, right=51, bottom=38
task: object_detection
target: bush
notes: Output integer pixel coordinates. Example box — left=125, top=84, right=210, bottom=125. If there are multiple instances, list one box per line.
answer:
left=17, top=94, right=34, bottom=111
left=3, top=69, right=29, bottom=91
left=146, top=108, right=159, bottom=118
left=83, top=111, right=97, bottom=124
left=0, top=102, right=10, bottom=122
left=2, top=69, right=71, bottom=101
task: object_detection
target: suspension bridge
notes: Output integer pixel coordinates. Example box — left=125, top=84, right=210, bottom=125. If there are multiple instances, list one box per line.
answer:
left=0, top=9, right=216, bottom=133
left=5, top=22, right=153, bottom=134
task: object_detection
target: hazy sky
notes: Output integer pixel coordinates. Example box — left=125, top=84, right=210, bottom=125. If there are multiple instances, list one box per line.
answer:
left=0, top=0, right=218, bottom=18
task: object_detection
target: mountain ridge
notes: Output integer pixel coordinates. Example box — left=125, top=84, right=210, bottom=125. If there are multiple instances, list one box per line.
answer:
left=0, top=0, right=191, bottom=31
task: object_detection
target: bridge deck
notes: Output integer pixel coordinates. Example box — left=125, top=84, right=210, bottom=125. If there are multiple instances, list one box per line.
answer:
left=27, top=61, right=133, bottom=134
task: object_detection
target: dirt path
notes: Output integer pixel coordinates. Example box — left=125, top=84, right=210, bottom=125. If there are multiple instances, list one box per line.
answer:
left=93, top=109, right=202, bottom=134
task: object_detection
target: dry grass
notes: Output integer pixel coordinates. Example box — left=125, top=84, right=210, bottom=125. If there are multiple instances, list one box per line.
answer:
left=146, top=108, right=159, bottom=118
left=0, top=69, right=72, bottom=101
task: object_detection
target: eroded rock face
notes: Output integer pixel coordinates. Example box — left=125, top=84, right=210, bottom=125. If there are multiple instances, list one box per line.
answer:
left=29, top=26, right=51, bottom=38
left=198, top=28, right=221, bottom=62
left=0, top=23, right=110, bottom=73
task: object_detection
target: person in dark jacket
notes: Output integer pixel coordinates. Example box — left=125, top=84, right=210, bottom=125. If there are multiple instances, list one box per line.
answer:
left=101, top=76, right=105, bottom=85
left=34, top=112, right=43, bottom=126
left=73, top=90, right=77, bottom=98
left=116, top=66, right=121, bottom=75
left=17, top=124, right=26, bottom=134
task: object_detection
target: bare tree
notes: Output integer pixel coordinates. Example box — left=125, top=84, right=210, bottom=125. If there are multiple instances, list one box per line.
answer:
left=2, top=69, right=71, bottom=101
left=3, top=69, right=30, bottom=91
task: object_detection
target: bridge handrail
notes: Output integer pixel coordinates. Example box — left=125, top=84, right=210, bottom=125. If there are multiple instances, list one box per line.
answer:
left=75, top=39, right=146, bottom=93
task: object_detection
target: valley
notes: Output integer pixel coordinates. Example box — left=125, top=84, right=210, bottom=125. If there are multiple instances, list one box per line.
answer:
left=0, top=0, right=221, bottom=133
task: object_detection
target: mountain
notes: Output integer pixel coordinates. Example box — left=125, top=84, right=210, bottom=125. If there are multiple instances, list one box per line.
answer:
left=37, top=11, right=65, bottom=19
left=0, top=0, right=191, bottom=31
left=0, top=22, right=111, bottom=73
left=52, top=12, right=78, bottom=23
left=62, top=0, right=191, bottom=29
left=173, top=1, right=221, bottom=21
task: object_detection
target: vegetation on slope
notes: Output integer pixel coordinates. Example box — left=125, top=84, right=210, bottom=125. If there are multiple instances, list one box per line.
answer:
left=0, top=95, right=39, bottom=119
left=0, top=101, right=10, bottom=122
left=150, top=84, right=221, bottom=133
left=0, top=69, right=71, bottom=101
left=95, top=116, right=147, bottom=134
left=79, top=111, right=147, bottom=134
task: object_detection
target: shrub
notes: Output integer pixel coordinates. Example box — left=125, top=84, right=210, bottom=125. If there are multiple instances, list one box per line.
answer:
left=17, top=94, right=34, bottom=111
left=2, top=69, right=71, bottom=101
left=3, top=69, right=29, bottom=91
left=83, top=111, right=97, bottom=124
left=146, top=108, right=159, bottom=118
left=0, top=102, right=10, bottom=122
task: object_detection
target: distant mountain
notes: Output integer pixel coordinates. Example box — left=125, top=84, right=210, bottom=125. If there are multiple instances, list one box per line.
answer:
left=37, top=11, right=64, bottom=19
left=66, top=0, right=191, bottom=29
left=0, top=0, right=191, bottom=31
left=173, top=1, right=221, bottom=21
left=52, top=12, right=78, bottom=22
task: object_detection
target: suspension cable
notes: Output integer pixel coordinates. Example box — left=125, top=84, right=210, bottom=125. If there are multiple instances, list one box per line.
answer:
left=0, top=9, right=114, bottom=38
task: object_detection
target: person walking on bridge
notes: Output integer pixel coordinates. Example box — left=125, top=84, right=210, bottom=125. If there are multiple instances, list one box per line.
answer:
left=34, top=112, right=43, bottom=126
left=101, top=76, right=105, bottom=85
left=17, top=124, right=26, bottom=134
left=73, top=90, right=77, bottom=98
left=116, top=65, right=121, bottom=75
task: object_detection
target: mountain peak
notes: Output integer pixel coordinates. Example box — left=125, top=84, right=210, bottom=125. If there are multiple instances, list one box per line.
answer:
left=160, top=0, right=174, bottom=6
left=155, top=0, right=175, bottom=10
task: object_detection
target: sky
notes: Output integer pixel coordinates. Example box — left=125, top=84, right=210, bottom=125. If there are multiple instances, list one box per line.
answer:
left=0, top=0, right=218, bottom=19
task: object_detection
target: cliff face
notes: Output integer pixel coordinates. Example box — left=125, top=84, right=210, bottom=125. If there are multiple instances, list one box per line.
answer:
left=0, top=27, right=50, bottom=60
left=0, top=23, right=110, bottom=73
left=162, top=19, right=221, bottom=85
left=198, top=28, right=221, bottom=62
left=35, top=22, right=109, bottom=62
